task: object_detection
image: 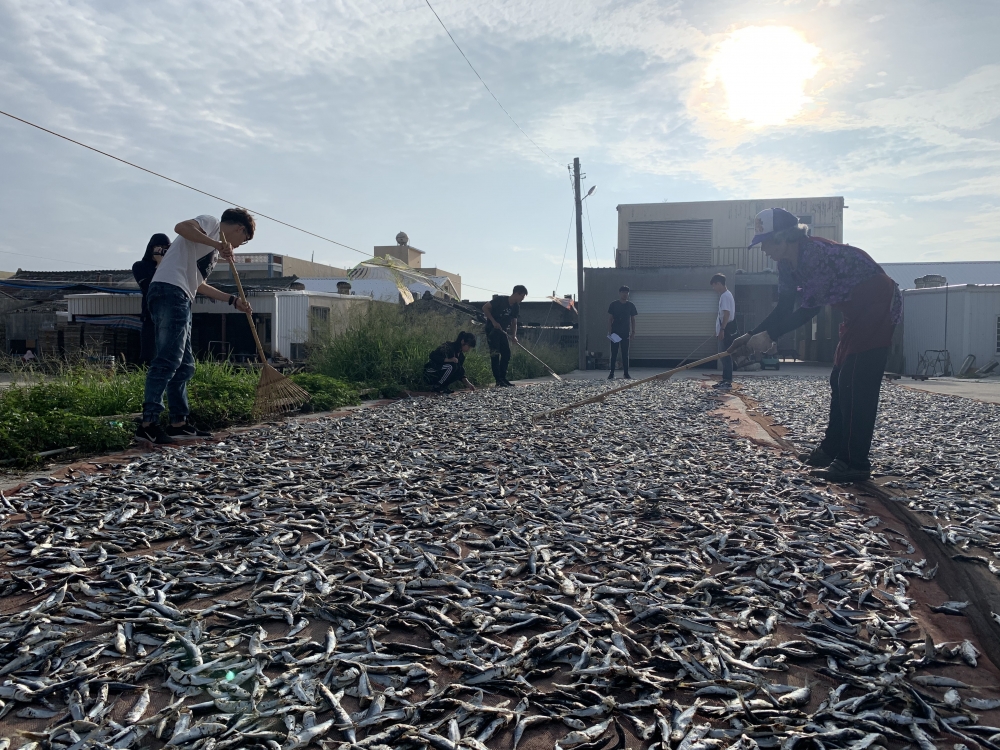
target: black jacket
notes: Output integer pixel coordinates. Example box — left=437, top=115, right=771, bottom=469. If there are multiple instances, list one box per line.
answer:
left=427, top=342, right=465, bottom=369
left=132, top=259, right=158, bottom=321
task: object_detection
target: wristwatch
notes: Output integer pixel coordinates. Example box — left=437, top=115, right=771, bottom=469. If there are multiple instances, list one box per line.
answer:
left=228, top=295, right=237, bottom=306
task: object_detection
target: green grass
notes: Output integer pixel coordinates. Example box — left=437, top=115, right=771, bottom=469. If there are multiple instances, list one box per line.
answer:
left=0, top=362, right=359, bottom=465
left=308, top=303, right=576, bottom=390
left=290, top=373, right=361, bottom=412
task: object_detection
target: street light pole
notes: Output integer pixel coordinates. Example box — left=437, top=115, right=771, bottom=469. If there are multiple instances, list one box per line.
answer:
left=574, top=157, right=585, bottom=371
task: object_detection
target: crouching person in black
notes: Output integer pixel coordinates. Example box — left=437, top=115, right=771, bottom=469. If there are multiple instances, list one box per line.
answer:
left=424, top=331, right=477, bottom=393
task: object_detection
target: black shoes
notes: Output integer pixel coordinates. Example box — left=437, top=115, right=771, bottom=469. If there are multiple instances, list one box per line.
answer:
left=812, top=459, right=871, bottom=483
left=799, top=446, right=834, bottom=468
left=135, top=422, right=175, bottom=445
left=712, top=380, right=732, bottom=390
left=623, top=373, right=633, bottom=379
left=608, top=372, right=615, bottom=380
left=495, top=380, right=514, bottom=388
left=165, top=421, right=213, bottom=440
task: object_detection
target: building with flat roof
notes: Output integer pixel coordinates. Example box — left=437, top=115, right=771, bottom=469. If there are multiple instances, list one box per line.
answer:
left=209, top=253, right=345, bottom=282
left=583, top=197, right=845, bottom=366
left=880, top=261, right=1000, bottom=290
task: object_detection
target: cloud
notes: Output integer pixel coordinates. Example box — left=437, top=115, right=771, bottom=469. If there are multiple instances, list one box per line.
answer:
left=1, top=0, right=999, bottom=284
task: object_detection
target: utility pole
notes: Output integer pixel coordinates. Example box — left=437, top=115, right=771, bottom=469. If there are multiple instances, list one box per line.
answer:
left=574, top=157, right=585, bottom=371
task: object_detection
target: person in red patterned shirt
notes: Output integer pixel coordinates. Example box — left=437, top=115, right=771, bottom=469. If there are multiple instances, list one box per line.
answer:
left=732, top=208, right=901, bottom=483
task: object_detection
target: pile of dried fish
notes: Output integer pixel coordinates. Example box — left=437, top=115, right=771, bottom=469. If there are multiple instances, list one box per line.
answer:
left=0, top=379, right=998, bottom=749
left=738, top=376, right=1000, bottom=564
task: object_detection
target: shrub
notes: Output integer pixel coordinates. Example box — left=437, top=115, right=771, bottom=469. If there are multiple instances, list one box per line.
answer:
left=186, top=362, right=257, bottom=428
left=309, top=303, right=575, bottom=389
left=289, top=373, right=360, bottom=412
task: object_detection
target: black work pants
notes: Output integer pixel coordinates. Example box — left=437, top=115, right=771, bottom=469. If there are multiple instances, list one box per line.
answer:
left=425, top=362, right=465, bottom=389
left=818, top=347, right=888, bottom=472
left=487, top=329, right=511, bottom=383
left=610, top=336, right=630, bottom=374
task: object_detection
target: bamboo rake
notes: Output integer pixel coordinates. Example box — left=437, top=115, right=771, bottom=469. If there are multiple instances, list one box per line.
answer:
left=222, top=231, right=310, bottom=418
left=508, top=333, right=562, bottom=381
left=532, top=350, right=731, bottom=421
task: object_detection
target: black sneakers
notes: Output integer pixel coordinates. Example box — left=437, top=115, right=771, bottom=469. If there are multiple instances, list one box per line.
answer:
left=608, top=372, right=615, bottom=380
left=813, top=459, right=871, bottom=483
left=799, top=446, right=834, bottom=468
left=135, top=422, right=175, bottom=445
left=166, top=421, right=213, bottom=440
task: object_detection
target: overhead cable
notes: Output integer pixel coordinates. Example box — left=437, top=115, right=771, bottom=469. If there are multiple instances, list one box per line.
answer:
left=422, top=0, right=559, bottom=166
left=0, top=109, right=506, bottom=293
left=0, top=108, right=369, bottom=258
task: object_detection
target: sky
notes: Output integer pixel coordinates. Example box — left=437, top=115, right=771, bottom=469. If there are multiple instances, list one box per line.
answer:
left=1, top=0, right=998, bottom=300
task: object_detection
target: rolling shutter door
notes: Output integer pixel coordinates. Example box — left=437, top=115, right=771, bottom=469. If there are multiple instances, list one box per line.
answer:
left=628, top=291, right=719, bottom=359
left=627, top=220, right=713, bottom=267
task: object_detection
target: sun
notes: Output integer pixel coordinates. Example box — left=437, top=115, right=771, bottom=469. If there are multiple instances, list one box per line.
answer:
left=708, top=26, right=821, bottom=127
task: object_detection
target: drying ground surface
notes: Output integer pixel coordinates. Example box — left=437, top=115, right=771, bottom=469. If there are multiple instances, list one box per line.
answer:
left=0, top=379, right=999, bottom=750
left=738, top=377, right=1000, bottom=567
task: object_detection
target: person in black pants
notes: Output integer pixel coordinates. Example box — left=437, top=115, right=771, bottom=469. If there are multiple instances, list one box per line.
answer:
left=132, top=233, right=171, bottom=365
left=607, top=286, right=637, bottom=379
left=732, top=207, right=901, bottom=483
left=483, top=285, right=526, bottom=387
left=711, top=274, right=737, bottom=389
left=424, top=331, right=477, bottom=393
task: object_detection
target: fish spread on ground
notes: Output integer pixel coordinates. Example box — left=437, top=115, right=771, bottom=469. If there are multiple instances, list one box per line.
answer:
left=0, top=379, right=998, bottom=749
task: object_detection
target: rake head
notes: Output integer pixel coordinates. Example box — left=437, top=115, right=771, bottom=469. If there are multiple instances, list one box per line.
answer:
left=253, top=363, right=310, bottom=419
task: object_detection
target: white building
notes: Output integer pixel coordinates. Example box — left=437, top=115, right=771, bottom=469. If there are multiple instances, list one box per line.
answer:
left=300, top=256, right=460, bottom=304
left=902, top=284, right=1000, bottom=376
left=880, top=261, right=1000, bottom=290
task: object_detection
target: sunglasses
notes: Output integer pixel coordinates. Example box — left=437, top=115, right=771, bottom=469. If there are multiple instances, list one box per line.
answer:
left=153, top=247, right=169, bottom=256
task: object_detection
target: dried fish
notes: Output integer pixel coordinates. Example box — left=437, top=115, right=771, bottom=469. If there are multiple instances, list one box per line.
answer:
left=0, top=379, right=997, bottom=750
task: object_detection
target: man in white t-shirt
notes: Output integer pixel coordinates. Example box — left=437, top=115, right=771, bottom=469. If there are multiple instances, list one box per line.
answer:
left=711, top=273, right=737, bottom=389
left=137, top=208, right=255, bottom=445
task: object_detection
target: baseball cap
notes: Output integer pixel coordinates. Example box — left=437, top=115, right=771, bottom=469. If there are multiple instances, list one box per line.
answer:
left=749, top=208, right=800, bottom=248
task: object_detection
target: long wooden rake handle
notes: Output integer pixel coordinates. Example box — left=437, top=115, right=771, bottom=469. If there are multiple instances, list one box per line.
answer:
left=532, top=350, right=730, bottom=421
left=508, top=333, right=562, bottom=381
left=221, top=229, right=267, bottom=366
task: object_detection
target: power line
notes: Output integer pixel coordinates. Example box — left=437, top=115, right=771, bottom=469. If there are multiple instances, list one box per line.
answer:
left=0, top=109, right=510, bottom=293
left=534, top=204, right=575, bottom=346
left=0, top=248, right=99, bottom=269
left=423, top=0, right=558, bottom=166
left=0, top=108, right=371, bottom=260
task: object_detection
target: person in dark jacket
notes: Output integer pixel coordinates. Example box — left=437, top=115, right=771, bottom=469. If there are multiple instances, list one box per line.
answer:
left=424, top=331, right=477, bottom=392
left=732, top=208, right=901, bottom=483
left=483, top=285, right=527, bottom=387
left=132, top=233, right=171, bottom=365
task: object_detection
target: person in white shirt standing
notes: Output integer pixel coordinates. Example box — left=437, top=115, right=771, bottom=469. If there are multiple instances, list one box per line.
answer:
left=711, top=274, right=737, bottom=389
left=136, top=208, right=255, bottom=445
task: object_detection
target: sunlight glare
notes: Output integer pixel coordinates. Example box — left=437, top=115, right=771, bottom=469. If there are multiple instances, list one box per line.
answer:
left=709, top=26, right=821, bottom=126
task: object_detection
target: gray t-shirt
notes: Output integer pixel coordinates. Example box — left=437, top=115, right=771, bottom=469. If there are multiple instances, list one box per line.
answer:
left=152, top=215, right=220, bottom=301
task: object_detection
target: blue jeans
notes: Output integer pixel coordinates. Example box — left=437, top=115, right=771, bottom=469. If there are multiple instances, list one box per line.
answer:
left=143, top=282, right=194, bottom=424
